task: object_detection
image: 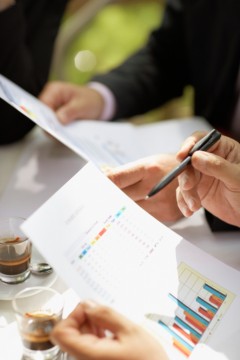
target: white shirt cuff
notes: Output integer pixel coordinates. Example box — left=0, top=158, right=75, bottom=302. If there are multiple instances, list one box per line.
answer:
left=88, top=82, right=116, bottom=121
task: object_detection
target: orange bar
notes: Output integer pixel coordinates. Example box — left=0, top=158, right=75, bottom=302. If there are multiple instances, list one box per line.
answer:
left=173, top=339, right=191, bottom=357
left=198, top=307, right=214, bottom=320
left=209, top=295, right=223, bottom=307
left=184, top=312, right=206, bottom=333
left=173, top=323, right=198, bottom=345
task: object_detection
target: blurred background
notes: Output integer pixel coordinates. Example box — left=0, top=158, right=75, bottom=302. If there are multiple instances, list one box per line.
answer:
left=51, top=0, right=193, bottom=123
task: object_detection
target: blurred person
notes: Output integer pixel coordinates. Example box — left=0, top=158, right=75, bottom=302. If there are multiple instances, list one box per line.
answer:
left=0, top=0, right=68, bottom=144
left=39, top=0, right=240, bottom=228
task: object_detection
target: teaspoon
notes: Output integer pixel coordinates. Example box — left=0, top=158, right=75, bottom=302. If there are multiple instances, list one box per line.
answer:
left=30, top=262, right=53, bottom=276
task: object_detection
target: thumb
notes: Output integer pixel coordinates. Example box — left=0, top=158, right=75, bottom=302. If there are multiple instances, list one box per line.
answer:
left=83, top=302, right=133, bottom=335
left=192, top=151, right=240, bottom=188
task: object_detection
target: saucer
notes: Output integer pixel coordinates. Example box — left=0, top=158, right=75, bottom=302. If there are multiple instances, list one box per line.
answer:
left=0, top=246, right=57, bottom=300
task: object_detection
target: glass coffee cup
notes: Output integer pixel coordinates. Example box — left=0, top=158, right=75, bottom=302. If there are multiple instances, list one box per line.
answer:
left=0, top=217, right=32, bottom=284
left=12, top=286, right=64, bottom=360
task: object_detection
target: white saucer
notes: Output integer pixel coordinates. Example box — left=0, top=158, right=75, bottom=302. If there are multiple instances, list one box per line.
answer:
left=0, top=246, right=57, bottom=301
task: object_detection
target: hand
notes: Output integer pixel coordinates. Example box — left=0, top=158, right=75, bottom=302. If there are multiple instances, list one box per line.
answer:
left=51, top=302, right=168, bottom=360
left=176, top=131, right=240, bottom=227
left=106, top=154, right=183, bottom=222
left=39, top=82, right=105, bottom=124
left=0, top=0, right=15, bottom=11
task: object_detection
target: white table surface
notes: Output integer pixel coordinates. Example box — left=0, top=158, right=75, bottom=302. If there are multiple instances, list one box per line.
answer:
left=0, top=127, right=239, bottom=360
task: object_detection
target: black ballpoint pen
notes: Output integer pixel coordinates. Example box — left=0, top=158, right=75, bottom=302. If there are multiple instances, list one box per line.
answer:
left=146, top=129, right=221, bottom=198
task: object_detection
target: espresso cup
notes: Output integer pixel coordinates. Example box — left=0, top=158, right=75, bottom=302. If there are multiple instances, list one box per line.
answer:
left=12, top=286, right=64, bottom=360
left=0, top=217, right=32, bottom=284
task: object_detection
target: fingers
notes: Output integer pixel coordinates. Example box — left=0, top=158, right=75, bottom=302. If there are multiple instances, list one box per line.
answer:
left=177, top=150, right=240, bottom=217
left=55, top=98, right=84, bottom=124
left=177, top=157, right=203, bottom=216
left=39, top=82, right=65, bottom=109
left=39, top=82, right=105, bottom=124
left=176, top=131, right=207, bottom=161
left=82, top=302, right=133, bottom=335
left=106, top=163, right=146, bottom=190
left=176, top=186, right=201, bottom=217
left=191, top=151, right=240, bottom=189
left=51, top=302, right=134, bottom=360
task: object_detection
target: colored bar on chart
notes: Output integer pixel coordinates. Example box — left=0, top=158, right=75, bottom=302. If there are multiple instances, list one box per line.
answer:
left=203, top=284, right=226, bottom=301
left=173, top=339, right=192, bottom=357
left=209, top=294, right=223, bottom=308
left=158, top=320, right=194, bottom=353
left=198, top=307, right=214, bottom=320
left=175, top=316, right=202, bottom=340
left=169, top=294, right=209, bottom=327
left=196, top=297, right=218, bottom=314
left=99, top=228, right=106, bottom=236
left=173, top=323, right=198, bottom=345
left=184, top=312, right=207, bottom=333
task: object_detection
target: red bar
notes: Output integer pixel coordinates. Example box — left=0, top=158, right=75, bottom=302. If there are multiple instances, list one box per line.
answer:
left=209, top=295, right=223, bottom=307
left=173, top=323, right=198, bottom=345
left=198, top=307, right=214, bottom=320
left=184, top=312, right=206, bottom=333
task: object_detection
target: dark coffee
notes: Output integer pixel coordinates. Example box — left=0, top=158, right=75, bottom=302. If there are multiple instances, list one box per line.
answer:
left=22, top=312, right=60, bottom=351
left=0, top=237, right=31, bottom=275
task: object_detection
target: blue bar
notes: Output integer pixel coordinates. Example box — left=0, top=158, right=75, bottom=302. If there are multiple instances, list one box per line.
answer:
left=168, top=294, right=209, bottom=327
left=203, top=284, right=226, bottom=301
left=158, top=320, right=194, bottom=352
left=196, top=297, right=218, bottom=314
left=175, top=316, right=202, bottom=339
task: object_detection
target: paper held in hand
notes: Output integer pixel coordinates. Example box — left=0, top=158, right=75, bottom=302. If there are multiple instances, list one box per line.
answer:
left=0, top=74, right=211, bottom=169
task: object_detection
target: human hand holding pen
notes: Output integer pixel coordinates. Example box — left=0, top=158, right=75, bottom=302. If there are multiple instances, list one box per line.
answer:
left=106, top=154, right=183, bottom=222
left=147, top=129, right=221, bottom=198
left=176, top=131, right=240, bottom=227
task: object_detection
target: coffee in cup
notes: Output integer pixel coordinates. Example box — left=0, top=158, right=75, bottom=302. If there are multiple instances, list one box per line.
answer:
left=0, top=217, right=32, bottom=284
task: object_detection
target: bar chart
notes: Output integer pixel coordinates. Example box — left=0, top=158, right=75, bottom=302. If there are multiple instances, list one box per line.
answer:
left=146, top=263, right=235, bottom=357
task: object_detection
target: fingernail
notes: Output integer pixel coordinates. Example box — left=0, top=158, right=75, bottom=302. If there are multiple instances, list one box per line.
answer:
left=188, top=198, right=195, bottom=211
left=195, top=151, right=210, bottom=164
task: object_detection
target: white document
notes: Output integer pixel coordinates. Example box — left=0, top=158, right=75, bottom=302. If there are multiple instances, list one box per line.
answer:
left=0, top=74, right=211, bottom=168
left=22, top=162, right=240, bottom=360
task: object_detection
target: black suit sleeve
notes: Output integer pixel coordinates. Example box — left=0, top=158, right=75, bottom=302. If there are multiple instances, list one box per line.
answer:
left=0, top=0, right=66, bottom=144
left=92, top=0, right=188, bottom=120
left=205, top=210, right=240, bottom=232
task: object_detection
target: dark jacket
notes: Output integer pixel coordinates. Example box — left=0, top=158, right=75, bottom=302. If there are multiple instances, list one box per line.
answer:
left=93, top=0, right=240, bottom=231
left=94, top=0, right=240, bottom=137
left=0, top=0, right=67, bottom=144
